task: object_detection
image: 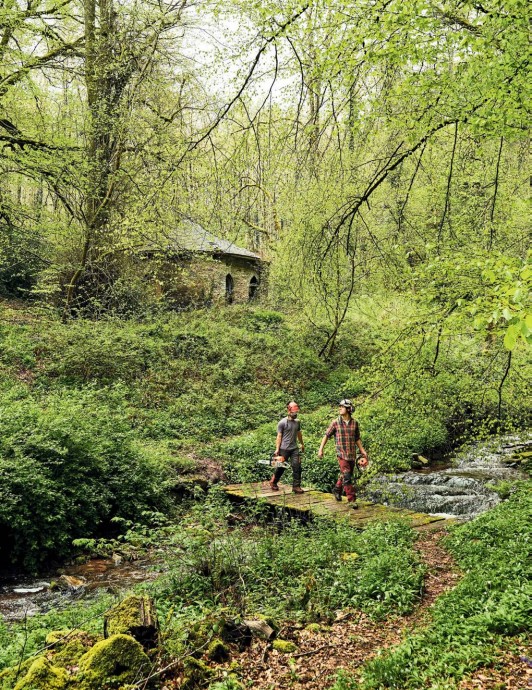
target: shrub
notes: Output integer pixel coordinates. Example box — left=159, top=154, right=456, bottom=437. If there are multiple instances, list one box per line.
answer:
left=38, top=320, right=169, bottom=384
left=0, top=388, right=169, bottom=569
left=0, top=223, right=43, bottom=297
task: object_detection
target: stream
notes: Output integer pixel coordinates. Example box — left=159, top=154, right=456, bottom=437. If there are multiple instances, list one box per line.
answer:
left=1, top=434, right=529, bottom=623
left=0, top=556, right=162, bottom=623
left=365, top=433, right=531, bottom=519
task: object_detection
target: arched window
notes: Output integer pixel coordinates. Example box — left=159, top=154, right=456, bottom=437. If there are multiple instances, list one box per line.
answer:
left=249, top=275, right=259, bottom=301
left=225, top=274, right=234, bottom=304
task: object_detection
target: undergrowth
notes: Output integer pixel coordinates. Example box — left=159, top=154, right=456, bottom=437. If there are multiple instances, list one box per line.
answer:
left=0, top=299, right=529, bottom=568
left=329, top=484, right=531, bottom=689
left=156, top=488, right=424, bottom=624
left=0, top=490, right=425, bottom=676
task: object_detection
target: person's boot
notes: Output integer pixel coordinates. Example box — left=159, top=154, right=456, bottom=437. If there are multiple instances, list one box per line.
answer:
left=269, top=476, right=279, bottom=491
left=332, top=485, right=342, bottom=501
left=292, top=486, right=304, bottom=494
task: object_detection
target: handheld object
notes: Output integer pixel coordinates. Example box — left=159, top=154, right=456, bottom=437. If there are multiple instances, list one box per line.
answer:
left=355, top=454, right=369, bottom=473
left=257, top=454, right=290, bottom=469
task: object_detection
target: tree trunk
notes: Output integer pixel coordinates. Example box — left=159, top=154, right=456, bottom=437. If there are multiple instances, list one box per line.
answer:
left=64, top=0, right=124, bottom=315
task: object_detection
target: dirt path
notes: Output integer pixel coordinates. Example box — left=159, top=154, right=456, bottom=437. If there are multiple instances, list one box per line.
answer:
left=191, top=527, right=460, bottom=689
left=162, top=526, right=530, bottom=689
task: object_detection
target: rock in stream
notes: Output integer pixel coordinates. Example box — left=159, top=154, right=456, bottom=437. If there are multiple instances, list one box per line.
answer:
left=365, top=434, right=531, bottom=520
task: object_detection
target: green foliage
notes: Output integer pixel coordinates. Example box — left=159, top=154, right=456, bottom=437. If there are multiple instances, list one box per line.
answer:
left=208, top=679, right=243, bottom=690
left=355, top=485, right=531, bottom=689
left=0, top=222, right=43, bottom=297
left=328, top=669, right=359, bottom=690
left=0, top=595, right=113, bottom=674
left=485, top=479, right=520, bottom=499
left=155, top=493, right=424, bottom=627
left=358, top=396, right=449, bottom=472
left=0, top=388, right=170, bottom=569
left=37, top=321, right=169, bottom=384
left=327, top=520, right=424, bottom=619
left=415, top=252, right=532, bottom=351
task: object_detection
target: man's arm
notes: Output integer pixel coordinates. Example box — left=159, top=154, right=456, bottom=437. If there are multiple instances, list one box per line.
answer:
left=275, top=432, right=283, bottom=455
left=317, top=434, right=328, bottom=458
left=297, top=430, right=304, bottom=452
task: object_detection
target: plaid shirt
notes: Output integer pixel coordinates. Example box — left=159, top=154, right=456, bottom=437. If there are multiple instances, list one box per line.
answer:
left=325, top=417, right=360, bottom=461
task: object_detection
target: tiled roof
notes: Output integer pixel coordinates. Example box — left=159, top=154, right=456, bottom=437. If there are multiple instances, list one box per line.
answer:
left=147, top=220, right=262, bottom=260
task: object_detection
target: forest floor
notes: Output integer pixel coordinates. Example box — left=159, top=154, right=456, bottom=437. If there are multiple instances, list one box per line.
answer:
left=163, top=526, right=530, bottom=690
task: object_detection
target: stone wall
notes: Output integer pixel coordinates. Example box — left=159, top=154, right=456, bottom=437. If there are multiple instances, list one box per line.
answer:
left=146, top=254, right=266, bottom=308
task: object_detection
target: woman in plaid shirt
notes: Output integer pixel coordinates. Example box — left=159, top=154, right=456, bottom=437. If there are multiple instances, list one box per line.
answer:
left=318, top=399, right=368, bottom=508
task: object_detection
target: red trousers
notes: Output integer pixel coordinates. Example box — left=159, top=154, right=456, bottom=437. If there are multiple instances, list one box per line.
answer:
left=335, top=458, right=357, bottom=502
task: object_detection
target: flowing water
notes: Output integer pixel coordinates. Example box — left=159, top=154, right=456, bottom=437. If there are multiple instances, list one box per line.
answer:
left=365, top=433, right=531, bottom=519
left=0, top=556, right=162, bottom=623
left=1, top=434, right=529, bottom=623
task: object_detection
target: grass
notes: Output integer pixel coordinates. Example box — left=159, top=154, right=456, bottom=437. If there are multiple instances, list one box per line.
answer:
left=328, top=484, right=532, bottom=689
left=0, top=491, right=426, bottom=677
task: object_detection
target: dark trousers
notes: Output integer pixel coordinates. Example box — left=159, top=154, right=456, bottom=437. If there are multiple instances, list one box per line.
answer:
left=335, top=458, right=357, bottom=502
left=273, top=448, right=301, bottom=488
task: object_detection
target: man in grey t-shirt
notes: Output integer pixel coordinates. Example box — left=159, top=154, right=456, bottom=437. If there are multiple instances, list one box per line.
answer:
left=269, top=401, right=304, bottom=493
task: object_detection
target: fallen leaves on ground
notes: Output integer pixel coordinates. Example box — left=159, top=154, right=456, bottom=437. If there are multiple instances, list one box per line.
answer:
left=161, top=527, right=528, bottom=689
left=458, top=644, right=532, bottom=690
left=222, top=528, right=460, bottom=689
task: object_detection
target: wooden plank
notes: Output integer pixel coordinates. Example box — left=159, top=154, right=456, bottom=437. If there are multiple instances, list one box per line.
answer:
left=258, top=497, right=306, bottom=509
left=223, top=482, right=310, bottom=499
left=408, top=515, right=446, bottom=526
left=266, top=494, right=312, bottom=507
left=301, top=492, right=377, bottom=508
left=309, top=502, right=360, bottom=517
left=314, top=501, right=353, bottom=514
left=222, top=483, right=446, bottom=531
left=267, top=495, right=374, bottom=513
left=414, top=518, right=455, bottom=532
left=226, top=484, right=286, bottom=498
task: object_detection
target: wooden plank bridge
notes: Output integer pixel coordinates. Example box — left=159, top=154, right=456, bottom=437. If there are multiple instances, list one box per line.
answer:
left=223, top=482, right=447, bottom=529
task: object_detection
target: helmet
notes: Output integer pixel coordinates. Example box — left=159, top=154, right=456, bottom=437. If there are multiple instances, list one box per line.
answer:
left=339, top=399, right=353, bottom=413
left=287, top=401, right=300, bottom=413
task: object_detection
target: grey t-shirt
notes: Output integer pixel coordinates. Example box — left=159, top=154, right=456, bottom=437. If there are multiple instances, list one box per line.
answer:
left=277, top=417, right=301, bottom=450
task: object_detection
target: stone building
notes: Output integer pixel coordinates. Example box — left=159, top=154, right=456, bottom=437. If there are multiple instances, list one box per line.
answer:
left=141, top=221, right=266, bottom=307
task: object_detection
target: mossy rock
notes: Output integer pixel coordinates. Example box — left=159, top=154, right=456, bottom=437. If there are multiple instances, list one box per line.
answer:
left=45, top=629, right=100, bottom=668
left=305, top=623, right=321, bottom=633
left=207, top=638, right=230, bottom=662
left=512, top=450, right=532, bottom=459
left=13, top=656, right=68, bottom=690
left=46, top=628, right=98, bottom=648
left=45, top=630, right=72, bottom=646
left=0, top=657, right=34, bottom=690
left=77, top=634, right=150, bottom=689
left=272, top=639, right=297, bottom=654
left=188, top=613, right=229, bottom=652
left=104, top=595, right=158, bottom=649
left=54, top=639, right=91, bottom=669
left=182, top=657, right=214, bottom=689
